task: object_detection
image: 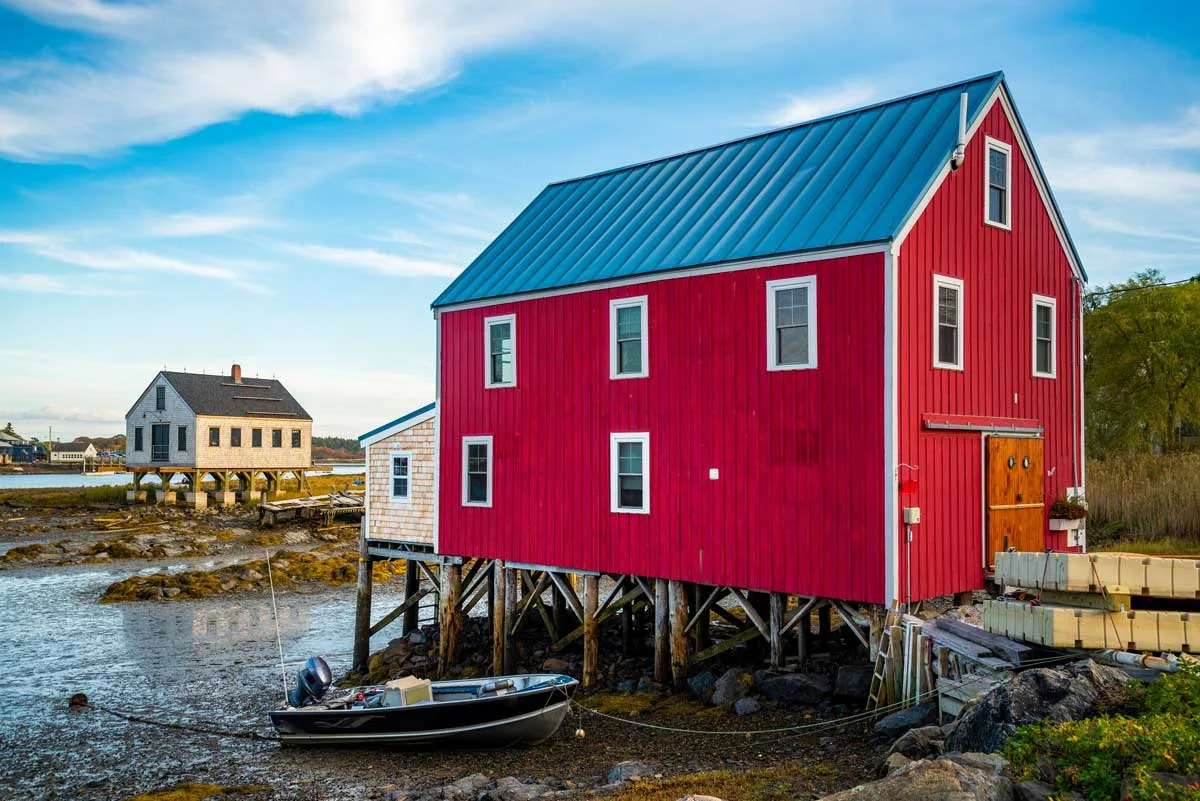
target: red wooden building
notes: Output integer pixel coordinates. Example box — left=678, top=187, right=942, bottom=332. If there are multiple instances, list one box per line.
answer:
left=430, top=73, right=1085, bottom=607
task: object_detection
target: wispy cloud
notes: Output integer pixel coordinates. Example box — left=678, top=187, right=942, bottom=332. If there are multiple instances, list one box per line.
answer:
left=0, top=272, right=135, bottom=296
left=285, top=243, right=460, bottom=278
left=1079, top=210, right=1200, bottom=246
left=143, top=212, right=265, bottom=238
left=0, top=0, right=870, bottom=160
left=761, top=82, right=877, bottom=127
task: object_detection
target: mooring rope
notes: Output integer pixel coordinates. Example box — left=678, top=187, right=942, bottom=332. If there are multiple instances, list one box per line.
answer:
left=80, top=702, right=280, bottom=741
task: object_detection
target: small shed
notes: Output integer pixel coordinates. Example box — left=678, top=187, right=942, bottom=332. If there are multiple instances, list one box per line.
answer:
left=50, top=442, right=96, bottom=463
left=359, top=402, right=437, bottom=554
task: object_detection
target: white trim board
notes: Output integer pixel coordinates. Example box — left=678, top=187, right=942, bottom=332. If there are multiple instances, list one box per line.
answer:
left=360, top=406, right=437, bottom=448
left=883, top=244, right=900, bottom=606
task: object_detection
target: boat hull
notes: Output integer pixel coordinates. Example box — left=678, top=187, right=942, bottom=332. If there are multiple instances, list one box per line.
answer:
left=269, top=674, right=577, bottom=747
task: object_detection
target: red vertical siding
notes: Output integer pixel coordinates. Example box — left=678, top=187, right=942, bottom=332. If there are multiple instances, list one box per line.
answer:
left=898, top=99, right=1083, bottom=600
left=439, top=254, right=888, bottom=603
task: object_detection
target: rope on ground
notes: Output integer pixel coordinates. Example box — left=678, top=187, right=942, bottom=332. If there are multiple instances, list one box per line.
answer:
left=83, top=703, right=280, bottom=742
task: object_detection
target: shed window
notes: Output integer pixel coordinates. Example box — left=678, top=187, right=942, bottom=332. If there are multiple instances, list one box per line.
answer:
left=1033, top=295, right=1057, bottom=378
left=391, top=453, right=412, bottom=501
left=155, top=385, right=166, bottom=411
left=766, top=276, right=817, bottom=370
left=272, top=429, right=282, bottom=448
left=462, top=436, right=493, bottom=507
left=252, top=428, right=262, bottom=448
left=291, top=429, right=301, bottom=448
left=231, top=427, right=242, bottom=447
left=209, top=427, right=220, bottom=447
left=934, top=275, right=964, bottom=370
left=610, top=296, right=648, bottom=378
left=177, top=426, right=187, bottom=452
left=611, top=433, right=649, bottom=514
left=134, top=427, right=143, bottom=452
left=484, top=315, right=515, bottom=388
left=985, top=138, right=1012, bottom=229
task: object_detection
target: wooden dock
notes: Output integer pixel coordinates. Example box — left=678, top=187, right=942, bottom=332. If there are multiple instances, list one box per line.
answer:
left=258, top=491, right=364, bottom=527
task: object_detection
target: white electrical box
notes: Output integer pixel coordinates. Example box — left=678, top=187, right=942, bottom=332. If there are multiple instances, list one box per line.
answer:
left=709, top=468, right=719, bottom=480
left=903, top=507, right=921, bottom=525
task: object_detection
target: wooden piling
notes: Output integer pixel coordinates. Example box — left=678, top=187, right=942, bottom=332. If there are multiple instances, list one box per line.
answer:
left=492, top=560, right=506, bottom=676
left=437, top=561, right=462, bottom=677
left=582, top=575, right=599, bottom=691
left=351, top=532, right=373, bottom=675
left=503, top=567, right=518, bottom=674
left=768, top=592, right=784, bottom=668
left=797, top=606, right=811, bottom=663
left=668, top=579, right=688, bottom=691
left=654, top=578, right=669, bottom=684
left=818, top=605, right=832, bottom=641
left=402, top=560, right=420, bottom=635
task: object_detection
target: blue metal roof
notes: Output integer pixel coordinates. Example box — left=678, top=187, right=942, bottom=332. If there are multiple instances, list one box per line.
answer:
left=359, top=401, right=436, bottom=443
left=433, top=73, right=1025, bottom=308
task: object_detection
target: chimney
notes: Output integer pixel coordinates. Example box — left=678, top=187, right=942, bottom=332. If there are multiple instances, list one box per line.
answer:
left=232, top=363, right=242, bottom=384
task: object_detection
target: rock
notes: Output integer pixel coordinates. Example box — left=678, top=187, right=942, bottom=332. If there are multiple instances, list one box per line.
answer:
left=407, top=629, right=426, bottom=645
left=882, top=753, right=911, bottom=776
left=1014, top=779, right=1057, bottom=801
left=162, top=587, right=181, bottom=598
left=710, top=668, right=754, bottom=706
left=882, top=725, right=944, bottom=770
left=944, top=752, right=1009, bottom=777
left=281, top=531, right=308, bottom=544
left=819, top=758, right=1014, bottom=801
left=757, top=672, right=831, bottom=704
left=607, top=761, right=657, bottom=784
left=733, top=697, right=761, bottom=716
left=442, top=773, right=491, bottom=799
left=241, top=569, right=263, bottom=582
left=871, top=702, right=938, bottom=742
left=488, top=776, right=555, bottom=801
left=541, top=657, right=570, bottom=673
left=834, top=664, right=874, bottom=701
left=946, top=659, right=1128, bottom=754
left=616, top=679, right=637, bottom=692
left=688, top=670, right=717, bottom=702
left=637, top=677, right=665, bottom=693
left=220, top=580, right=237, bottom=591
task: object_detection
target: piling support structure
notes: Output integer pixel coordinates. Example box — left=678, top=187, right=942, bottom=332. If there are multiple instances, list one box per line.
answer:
left=437, top=561, right=462, bottom=677
left=668, top=579, right=688, bottom=691
left=352, top=531, right=373, bottom=675
left=581, top=574, right=599, bottom=691
left=654, top=578, right=669, bottom=684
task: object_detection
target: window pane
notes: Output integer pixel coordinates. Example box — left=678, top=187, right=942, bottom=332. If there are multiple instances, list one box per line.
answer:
left=468, top=444, right=488, bottom=473
left=777, top=325, right=809, bottom=365
left=988, top=187, right=1006, bottom=224
left=1036, top=339, right=1052, bottom=373
left=1036, top=305, right=1052, bottom=340
left=393, top=477, right=409, bottom=497
left=618, top=441, right=642, bottom=474
left=468, top=473, right=488, bottom=502
left=491, top=353, right=513, bottom=384
left=938, top=286, right=958, bottom=325
left=775, top=287, right=808, bottom=327
left=393, top=458, right=408, bottom=477
left=619, top=340, right=642, bottom=374
left=989, top=149, right=1008, bottom=187
left=938, top=324, right=958, bottom=365
left=489, top=322, right=511, bottom=352
left=619, top=475, right=643, bottom=509
left=616, top=305, right=641, bottom=339
left=231, top=428, right=241, bottom=447
left=209, top=427, right=219, bottom=447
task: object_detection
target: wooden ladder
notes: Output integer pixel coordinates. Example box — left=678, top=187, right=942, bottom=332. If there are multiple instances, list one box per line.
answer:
left=867, top=608, right=901, bottom=710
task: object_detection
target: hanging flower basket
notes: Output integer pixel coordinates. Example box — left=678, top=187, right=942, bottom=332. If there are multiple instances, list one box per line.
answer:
left=1048, top=494, right=1087, bottom=531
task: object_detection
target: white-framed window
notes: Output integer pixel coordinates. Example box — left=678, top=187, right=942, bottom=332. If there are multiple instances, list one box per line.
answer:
left=390, top=451, right=412, bottom=501
left=610, top=296, right=648, bottom=379
left=484, top=314, right=516, bottom=388
left=1032, top=294, right=1057, bottom=378
left=933, top=275, right=964, bottom=370
left=610, top=432, right=649, bottom=514
left=766, top=275, right=817, bottom=371
left=984, top=137, right=1012, bottom=230
left=462, top=436, right=493, bottom=507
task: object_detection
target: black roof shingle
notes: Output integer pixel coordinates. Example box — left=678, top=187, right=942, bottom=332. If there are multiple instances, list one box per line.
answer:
left=149, top=371, right=312, bottom=421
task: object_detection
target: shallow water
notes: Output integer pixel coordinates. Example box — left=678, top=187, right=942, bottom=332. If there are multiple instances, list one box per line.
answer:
left=0, top=463, right=365, bottom=490
left=0, top=559, right=413, bottom=800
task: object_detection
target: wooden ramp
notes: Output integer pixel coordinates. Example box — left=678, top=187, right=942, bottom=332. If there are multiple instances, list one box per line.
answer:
left=258, top=491, right=364, bottom=527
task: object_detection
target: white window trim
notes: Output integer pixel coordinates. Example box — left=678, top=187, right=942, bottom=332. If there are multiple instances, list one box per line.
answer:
left=610, top=295, right=649, bottom=379
left=461, top=435, right=493, bottom=508
left=1032, top=294, right=1057, bottom=379
left=390, top=450, right=413, bottom=503
left=984, top=136, right=1013, bottom=231
left=483, top=314, right=516, bottom=389
left=933, top=274, right=965, bottom=371
left=765, top=275, right=818, bottom=371
left=610, top=432, right=650, bottom=515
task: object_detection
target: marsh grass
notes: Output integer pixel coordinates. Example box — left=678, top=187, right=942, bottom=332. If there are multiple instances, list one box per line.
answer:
left=1086, top=454, right=1200, bottom=547
left=120, top=784, right=269, bottom=801
left=596, top=763, right=834, bottom=801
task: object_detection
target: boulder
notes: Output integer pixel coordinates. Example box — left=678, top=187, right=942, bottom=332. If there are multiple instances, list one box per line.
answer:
left=819, top=758, right=1014, bottom=801
left=733, top=697, right=761, bottom=717
left=607, top=761, right=657, bottom=784
left=870, top=701, right=937, bottom=742
left=541, top=657, right=570, bottom=673
left=162, top=587, right=181, bottom=598
left=710, top=668, right=753, bottom=706
left=1014, top=780, right=1058, bottom=801
left=943, top=752, right=1010, bottom=777
left=241, top=569, right=263, bottom=582
left=488, top=776, right=556, bottom=801
left=946, top=659, right=1128, bottom=754
left=883, top=725, right=945, bottom=768
left=756, top=672, right=831, bottom=705
left=637, top=677, right=666, bottom=693
left=441, top=773, right=491, bottom=799
left=834, top=664, right=874, bottom=701
left=407, top=629, right=426, bottom=645
left=881, top=753, right=911, bottom=776
left=687, top=670, right=717, bottom=702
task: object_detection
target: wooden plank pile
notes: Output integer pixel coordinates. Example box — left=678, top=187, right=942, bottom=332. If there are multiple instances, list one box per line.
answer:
left=258, top=491, right=364, bottom=527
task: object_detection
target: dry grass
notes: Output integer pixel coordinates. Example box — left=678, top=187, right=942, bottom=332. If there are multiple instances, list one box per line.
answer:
left=120, top=784, right=269, bottom=801
left=1086, top=454, right=1200, bottom=547
left=0, top=484, right=130, bottom=507
left=594, top=763, right=834, bottom=801
left=584, top=691, right=727, bottom=718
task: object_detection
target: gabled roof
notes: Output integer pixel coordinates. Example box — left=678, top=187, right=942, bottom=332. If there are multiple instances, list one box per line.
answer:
left=359, top=402, right=436, bottom=447
left=433, top=72, right=1081, bottom=309
left=126, top=371, right=312, bottom=421
left=52, top=442, right=92, bottom=453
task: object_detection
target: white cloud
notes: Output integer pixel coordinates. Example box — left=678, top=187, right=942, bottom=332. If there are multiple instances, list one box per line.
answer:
left=0, top=0, right=870, bottom=160
left=1079, top=210, right=1200, bottom=246
left=0, top=272, right=134, bottom=296
left=761, top=82, right=878, bottom=127
left=286, top=243, right=461, bottom=278
left=144, top=212, right=265, bottom=238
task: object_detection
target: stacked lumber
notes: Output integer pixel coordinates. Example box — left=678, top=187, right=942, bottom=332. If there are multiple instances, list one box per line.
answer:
left=988, top=552, right=1199, bottom=652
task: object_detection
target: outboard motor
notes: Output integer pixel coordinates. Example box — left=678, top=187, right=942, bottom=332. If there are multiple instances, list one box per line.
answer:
left=287, top=656, right=332, bottom=708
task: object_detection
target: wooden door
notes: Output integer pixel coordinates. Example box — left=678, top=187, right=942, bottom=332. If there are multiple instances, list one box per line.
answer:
left=986, top=436, right=1044, bottom=566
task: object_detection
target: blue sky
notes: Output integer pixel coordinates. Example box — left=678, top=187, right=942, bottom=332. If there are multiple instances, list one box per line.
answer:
left=1, top=0, right=1198, bottom=440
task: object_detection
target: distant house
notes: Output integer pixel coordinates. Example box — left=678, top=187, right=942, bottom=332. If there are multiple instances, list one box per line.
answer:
left=358, top=402, right=437, bottom=554
left=0, top=427, right=42, bottom=463
left=124, top=363, right=314, bottom=506
left=0, top=441, right=11, bottom=465
left=49, top=442, right=97, bottom=463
